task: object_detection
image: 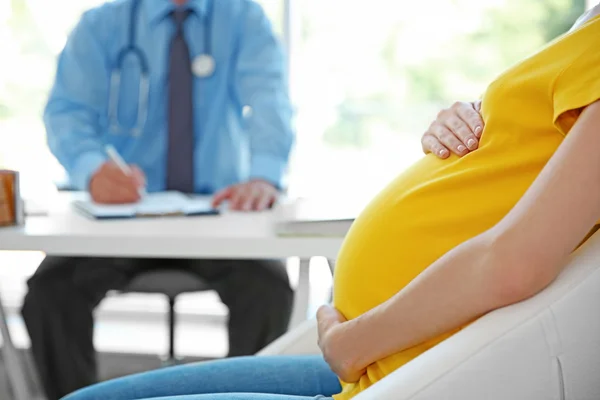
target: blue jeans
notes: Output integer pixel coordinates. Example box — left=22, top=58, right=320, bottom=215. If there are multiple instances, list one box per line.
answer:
left=61, top=355, right=341, bottom=400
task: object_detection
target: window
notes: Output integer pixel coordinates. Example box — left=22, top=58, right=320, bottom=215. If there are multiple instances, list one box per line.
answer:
left=0, top=0, right=589, bottom=200
left=0, top=0, right=110, bottom=197
left=285, top=0, right=587, bottom=198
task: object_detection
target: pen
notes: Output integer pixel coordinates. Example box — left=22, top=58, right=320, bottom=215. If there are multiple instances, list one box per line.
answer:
left=105, top=144, right=146, bottom=197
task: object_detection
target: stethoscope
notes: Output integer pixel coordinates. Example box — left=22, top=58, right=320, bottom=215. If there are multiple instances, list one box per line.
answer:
left=108, top=0, right=215, bottom=136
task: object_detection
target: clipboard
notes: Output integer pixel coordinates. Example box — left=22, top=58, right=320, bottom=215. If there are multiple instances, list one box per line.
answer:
left=72, top=191, right=219, bottom=220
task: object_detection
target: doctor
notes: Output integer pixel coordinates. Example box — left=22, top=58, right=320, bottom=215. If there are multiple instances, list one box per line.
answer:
left=21, top=0, right=294, bottom=399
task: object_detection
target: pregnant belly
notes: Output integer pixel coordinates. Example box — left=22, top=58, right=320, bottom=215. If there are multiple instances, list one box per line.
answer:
left=332, top=151, right=541, bottom=321
left=330, top=151, right=548, bottom=399
left=328, top=119, right=563, bottom=400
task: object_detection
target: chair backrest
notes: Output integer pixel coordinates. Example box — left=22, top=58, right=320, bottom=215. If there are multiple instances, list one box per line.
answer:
left=122, top=269, right=210, bottom=299
left=356, top=230, right=600, bottom=400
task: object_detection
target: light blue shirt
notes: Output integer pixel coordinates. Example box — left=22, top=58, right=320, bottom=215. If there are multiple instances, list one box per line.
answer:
left=44, top=0, right=294, bottom=193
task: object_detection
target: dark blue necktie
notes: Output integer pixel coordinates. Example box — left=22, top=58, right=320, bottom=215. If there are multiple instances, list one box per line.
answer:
left=166, top=9, right=195, bottom=193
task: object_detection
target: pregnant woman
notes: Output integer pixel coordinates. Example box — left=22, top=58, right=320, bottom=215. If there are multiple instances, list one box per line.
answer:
left=62, top=5, right=600, bottom=400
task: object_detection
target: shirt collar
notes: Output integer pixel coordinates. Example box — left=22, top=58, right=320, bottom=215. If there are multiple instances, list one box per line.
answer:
left=144, top=0, right=208, bottom=25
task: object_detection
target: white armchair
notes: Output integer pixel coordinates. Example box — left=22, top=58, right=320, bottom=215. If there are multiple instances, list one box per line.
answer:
left=259, top=230, right=600, bottom=399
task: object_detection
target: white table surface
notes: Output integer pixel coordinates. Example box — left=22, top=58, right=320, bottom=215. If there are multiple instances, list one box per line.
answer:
left=0, top=192, right=344, bottom=259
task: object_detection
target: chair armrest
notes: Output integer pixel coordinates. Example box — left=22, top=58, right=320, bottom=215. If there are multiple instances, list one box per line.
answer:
left=257, top=319, right=320, bottom=356
left=355, top=230, right=600, bottom=400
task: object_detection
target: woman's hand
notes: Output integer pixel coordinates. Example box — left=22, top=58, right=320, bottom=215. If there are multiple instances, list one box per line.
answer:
left=421, top=101, right=484, bottom=159
left=317, top=305, right=365, bottom=383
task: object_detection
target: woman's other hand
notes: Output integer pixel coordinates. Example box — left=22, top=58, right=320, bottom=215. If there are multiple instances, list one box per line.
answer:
left=317, top=305, right=365, bottom=383
left=421, top=100, right=484, bottom=159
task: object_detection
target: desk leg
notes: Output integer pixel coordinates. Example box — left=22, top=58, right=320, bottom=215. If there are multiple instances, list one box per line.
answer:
left=288, top=258, right=311, bottom=330
left=0, top=293, right=32, bottom=400
left=326, top=259, right=335, bottom=303
left=326, top=259, right=335, bottom=276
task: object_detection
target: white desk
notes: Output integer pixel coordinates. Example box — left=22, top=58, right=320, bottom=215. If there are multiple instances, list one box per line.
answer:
left=1, top=193, right=343, bottom=259
left=0, top=192, right=344, bottom=400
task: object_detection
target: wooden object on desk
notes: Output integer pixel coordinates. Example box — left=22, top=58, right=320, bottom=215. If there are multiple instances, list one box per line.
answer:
left=0, top=170, right=23, bottom=227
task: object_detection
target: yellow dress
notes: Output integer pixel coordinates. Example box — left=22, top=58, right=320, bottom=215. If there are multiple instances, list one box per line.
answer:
left=332, top=14, right=600, bottom=400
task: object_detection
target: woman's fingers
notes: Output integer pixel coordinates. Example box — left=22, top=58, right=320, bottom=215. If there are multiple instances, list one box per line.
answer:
left=445, top=115, right=479, bottom=151
left=430, top=123, right=469, bottom=156
left=455, top=101, right=485, bottom=139
left=421, top=133, right=450, bottom=159
left=422, top=101, right=485, bottom=159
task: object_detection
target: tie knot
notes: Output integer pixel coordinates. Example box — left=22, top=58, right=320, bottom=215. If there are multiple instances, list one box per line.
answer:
left=172, top=9, right=191, bottom=29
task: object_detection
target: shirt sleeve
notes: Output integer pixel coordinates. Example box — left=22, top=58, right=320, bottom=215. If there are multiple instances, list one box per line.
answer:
left=43, top=10, right=110, bottom=191
left=553, top=40, right=600, bottom=136
left=233, top=1, right=295, bottom=189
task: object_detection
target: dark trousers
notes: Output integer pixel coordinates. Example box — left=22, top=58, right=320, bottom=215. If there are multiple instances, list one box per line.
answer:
left=21, top=256, right=293, bottom=400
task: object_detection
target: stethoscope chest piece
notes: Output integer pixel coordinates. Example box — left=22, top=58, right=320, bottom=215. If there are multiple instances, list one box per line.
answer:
left=193, top=54, right=215, bottom=78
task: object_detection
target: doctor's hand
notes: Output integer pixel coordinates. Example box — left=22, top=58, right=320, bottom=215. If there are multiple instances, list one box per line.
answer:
left=422, top=100, right=484, bottom=159
left=317, top=305, right=365, bottom=383
left=89, top=161, right=146, bottom=204
left=211, top=179, right=278, bottom=211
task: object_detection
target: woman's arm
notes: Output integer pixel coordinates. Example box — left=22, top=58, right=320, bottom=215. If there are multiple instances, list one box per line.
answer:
left=319, top=101, right=600, bottom=382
